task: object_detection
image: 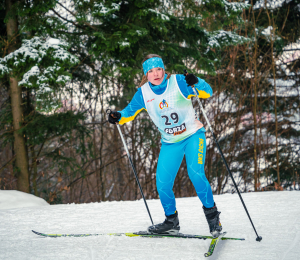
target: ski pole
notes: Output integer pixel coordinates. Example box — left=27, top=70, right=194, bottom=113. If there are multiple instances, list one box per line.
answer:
left=184, top=70, right=262, bottom=242
left=106, top=109, right=154, bottom=225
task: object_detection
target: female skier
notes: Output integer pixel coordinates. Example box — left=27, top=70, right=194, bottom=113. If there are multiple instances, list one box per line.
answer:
left=108, top=54, right=222, bottom=238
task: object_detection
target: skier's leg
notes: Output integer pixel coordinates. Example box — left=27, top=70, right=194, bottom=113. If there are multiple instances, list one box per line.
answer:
left=185, top=130, right=222, bottom=237
left=185, top=130, right=214, bottom=208
left=148, top=141, right=184, bottom=234
left=156, top=141, right=184, bottom=216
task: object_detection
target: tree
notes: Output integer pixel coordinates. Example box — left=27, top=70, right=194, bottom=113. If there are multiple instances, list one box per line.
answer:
left=0, top=35, right=80, bottom=194
left=1, top=0, right=254, bottom=202
left=3, top=0, right=31, bottom=192
left=203, top=0, right=300, bottom=192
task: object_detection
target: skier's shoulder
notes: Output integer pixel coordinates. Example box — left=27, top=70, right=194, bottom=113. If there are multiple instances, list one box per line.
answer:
left=133, top=87, right=146, bottom=104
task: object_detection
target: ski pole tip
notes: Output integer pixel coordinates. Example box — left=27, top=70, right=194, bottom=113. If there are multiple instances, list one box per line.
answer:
left=256, top=236, right=262, bottom=242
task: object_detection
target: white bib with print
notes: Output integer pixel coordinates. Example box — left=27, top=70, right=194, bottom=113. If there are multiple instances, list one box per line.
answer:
left=141, top=75, right=203, bottom=143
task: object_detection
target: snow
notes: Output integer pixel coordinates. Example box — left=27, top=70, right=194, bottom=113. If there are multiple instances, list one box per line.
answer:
left=47, top=38, right=61, bottom=45
left=93, top=2, right=121, bottom=15
left=0, top=63, right=10, bottom=75
left=261, top=26, right=274, bottom=36
left=19, top=65, right=41, bottom=86
left=253, top=0, right=290, bottom=10
left=259, top=26, right=281, bottom=42
left=223, top=0, right=250, bottom=16
left=148, top=9, right=170, bottom=21
left=0, top=36, right=78, bottom=91
left=0, top=190, right=49, bottom=210
left=119, top=42, right=130, bottom=47
left=207, top=30, right=249, bottom=49
left=0, top=190, right=300, bottom=259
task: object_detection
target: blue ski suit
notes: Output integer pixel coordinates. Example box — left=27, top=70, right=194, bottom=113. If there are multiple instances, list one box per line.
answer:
left=119, top=74, right=215, bottom=216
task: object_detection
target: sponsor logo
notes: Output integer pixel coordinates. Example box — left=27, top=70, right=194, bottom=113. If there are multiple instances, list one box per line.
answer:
left=159, top=99, right=168, bottom=109
left=147, top=98, right=155, bottom=103
left=164, top=123, right=186, bottom=136
left=198, top=138, right=204, bottom=164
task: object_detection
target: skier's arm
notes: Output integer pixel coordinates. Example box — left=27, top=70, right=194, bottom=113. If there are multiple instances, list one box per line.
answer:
left=176, top=74, right=213, bottom=99
left=118, top=88, right=146, bottom=125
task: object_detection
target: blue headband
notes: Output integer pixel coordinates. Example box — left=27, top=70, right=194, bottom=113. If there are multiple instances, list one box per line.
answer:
left=142, top=57, right=165, bottom=75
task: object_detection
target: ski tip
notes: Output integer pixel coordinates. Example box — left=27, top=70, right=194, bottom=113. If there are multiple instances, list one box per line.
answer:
left=32, top=230, right=46, bottom=237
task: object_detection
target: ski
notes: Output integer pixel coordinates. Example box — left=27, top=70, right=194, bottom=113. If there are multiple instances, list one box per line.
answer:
left=32, top=230, right=244, bottom=241
left=204, top=232, right=227, bottom=257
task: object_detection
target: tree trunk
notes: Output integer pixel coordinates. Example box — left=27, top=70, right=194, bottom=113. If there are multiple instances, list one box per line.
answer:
left=252, top=4, right=259, bottom=191
left=265, top=5, right=280, bottom=187
left=6, top=0, right=30, bottom=193
left=31, top=146, right=38, bottom=196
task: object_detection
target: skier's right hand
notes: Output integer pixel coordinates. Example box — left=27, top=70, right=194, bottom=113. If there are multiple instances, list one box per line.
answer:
left=108, top=110, right=121, bottom=124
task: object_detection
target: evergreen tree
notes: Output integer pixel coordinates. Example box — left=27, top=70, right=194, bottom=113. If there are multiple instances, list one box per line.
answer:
left=0, top=27, right=87, bottom=196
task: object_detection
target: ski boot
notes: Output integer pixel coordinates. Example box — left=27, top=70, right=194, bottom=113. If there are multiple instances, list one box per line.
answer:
left=203, top=203, right=222, bottom=238
left=148, top=211, right=180, bottom=235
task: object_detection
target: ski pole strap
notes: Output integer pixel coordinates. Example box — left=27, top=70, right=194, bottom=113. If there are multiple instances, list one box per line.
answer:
left=106, top=109, right=118, bottom=119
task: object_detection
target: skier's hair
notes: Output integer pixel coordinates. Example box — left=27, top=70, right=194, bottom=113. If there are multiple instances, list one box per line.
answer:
left=138, top=54, right=171, bottom=88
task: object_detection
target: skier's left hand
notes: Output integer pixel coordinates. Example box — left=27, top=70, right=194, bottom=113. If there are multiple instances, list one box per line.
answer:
left=185, top=73, right=198, bottom=86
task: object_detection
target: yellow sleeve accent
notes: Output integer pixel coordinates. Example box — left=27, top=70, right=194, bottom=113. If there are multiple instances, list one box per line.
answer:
left=118, top=108, right=146, bottom=125
left=187, top=94, right=195, bottom=99
left=197, top=90, right=211, bottom=99
left=187, top=90, right=211, bottom=99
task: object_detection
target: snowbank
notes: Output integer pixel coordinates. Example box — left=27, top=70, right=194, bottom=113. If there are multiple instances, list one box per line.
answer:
left=0, top=191, right=300, bottom=259
left=0, top=190, right=49, bottom=210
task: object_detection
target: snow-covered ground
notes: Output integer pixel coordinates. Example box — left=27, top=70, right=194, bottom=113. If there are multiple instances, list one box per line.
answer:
left=0, top=190, right=299, bottom=260
left=0, top=190, right=49, bottom=209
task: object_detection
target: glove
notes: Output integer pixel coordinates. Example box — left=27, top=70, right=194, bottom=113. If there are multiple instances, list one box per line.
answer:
left=108, top=111, right=121, bottom=124
left=185, top=73, right=199, bottom=86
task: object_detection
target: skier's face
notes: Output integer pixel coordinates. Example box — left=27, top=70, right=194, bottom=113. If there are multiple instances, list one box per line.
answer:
left=147, top=67, right=164, bottom=85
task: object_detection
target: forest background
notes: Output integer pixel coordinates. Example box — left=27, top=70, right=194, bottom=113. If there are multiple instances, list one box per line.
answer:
left=0, top=0, right=299, bottom=204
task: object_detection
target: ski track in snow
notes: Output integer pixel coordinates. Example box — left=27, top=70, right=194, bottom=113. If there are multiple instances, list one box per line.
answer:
left=0, top=191, right=300, bottom=260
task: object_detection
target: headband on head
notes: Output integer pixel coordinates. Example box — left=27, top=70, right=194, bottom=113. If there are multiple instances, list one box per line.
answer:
left=142, top=57, right=165, bottom=75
